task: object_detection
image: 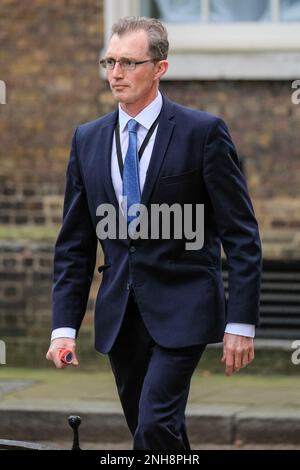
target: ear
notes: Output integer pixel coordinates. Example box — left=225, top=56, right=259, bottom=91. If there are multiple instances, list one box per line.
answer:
left=154, top=60, right=168, bottom=81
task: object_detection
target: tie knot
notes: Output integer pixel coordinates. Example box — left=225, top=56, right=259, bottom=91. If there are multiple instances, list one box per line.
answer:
left=127, top=119, right=139, bottom=133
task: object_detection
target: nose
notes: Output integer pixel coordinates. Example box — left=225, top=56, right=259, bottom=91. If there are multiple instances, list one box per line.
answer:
left=112, top=61, right=124, bottom=78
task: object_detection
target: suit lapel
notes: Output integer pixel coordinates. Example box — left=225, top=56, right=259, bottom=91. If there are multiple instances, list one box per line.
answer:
left=97, top=110, right=129, bottom=236
left=140, top=95, right=175, bottom=208
left=98, top=110, right=120, bottom=212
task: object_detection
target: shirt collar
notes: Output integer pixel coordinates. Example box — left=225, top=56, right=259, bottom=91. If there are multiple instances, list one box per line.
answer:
left=118, top=91, right=162, bottom=133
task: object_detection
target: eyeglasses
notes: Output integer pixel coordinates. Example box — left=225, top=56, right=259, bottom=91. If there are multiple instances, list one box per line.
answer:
left=99, top=58, right=155, bottom=71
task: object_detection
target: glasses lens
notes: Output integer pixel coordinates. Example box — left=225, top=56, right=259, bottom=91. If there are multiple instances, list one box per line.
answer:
left=120, top=59, right=134, bottom=70
left=106, top=59, right=115, bottom=69
left=100, top=59, right=116, bottom=69
left=100, top=59, right=140, bottom=70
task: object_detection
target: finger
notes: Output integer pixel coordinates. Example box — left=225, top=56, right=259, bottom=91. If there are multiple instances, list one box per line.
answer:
left=249, top=346, right=255, bottom=363
left=221, top=337, right=227, bottom=363
left=53, top=354, right=66, bottom=369
left=46, top=349, right=58, bottom=364
left=50, top=349, right=67, bottom=369
left=241, top=349, right=250, bottom=368
left=46, top=350, right=51, bottom=361
left=71, top=351, right=79, bottom=366
left=225, top=361, right=234, bottom=376
left=233, top=349, right=242, bottom=372
left=225, top=351, right=234, bottom=376
left=223, top=341, right=234, bottom=375
left=54, top=352, right=65, bottom=368
left=242, top=343, right=255, bottom=368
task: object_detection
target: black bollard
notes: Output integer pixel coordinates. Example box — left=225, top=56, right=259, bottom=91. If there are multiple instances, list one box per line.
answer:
left=68, top=415, right=82, bottom=450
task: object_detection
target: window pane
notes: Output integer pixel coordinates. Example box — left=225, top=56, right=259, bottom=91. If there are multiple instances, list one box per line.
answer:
left=280, top=0, right=300, bottom=21
left=209, top=0, right=272, bottom=23
left=140, top=0, right=201, bottom=23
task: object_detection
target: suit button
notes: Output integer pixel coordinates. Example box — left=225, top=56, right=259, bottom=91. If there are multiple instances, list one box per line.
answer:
left=129, top=246, right=136, bottom=253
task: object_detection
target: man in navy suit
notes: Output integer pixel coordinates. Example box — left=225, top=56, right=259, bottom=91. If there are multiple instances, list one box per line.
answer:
left=46, top=17, right=262, bottom=450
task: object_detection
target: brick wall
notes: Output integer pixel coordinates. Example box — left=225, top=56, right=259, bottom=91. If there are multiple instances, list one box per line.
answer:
left=0, top=241, right=102, bottom=366
left=0, top=181, right=63, bottom=225
left=0, top=0, right=105, bottom=201
left=0, top=242, right=53, bottom=337
left=161, top=81, right=300, bottom=200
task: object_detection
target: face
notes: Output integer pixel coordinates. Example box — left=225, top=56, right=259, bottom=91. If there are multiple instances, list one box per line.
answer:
left=105, top=30, right=168, bottom=111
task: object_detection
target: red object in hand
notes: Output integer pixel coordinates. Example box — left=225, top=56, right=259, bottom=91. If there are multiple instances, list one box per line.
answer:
left=58, top=348, right=74, bottom=365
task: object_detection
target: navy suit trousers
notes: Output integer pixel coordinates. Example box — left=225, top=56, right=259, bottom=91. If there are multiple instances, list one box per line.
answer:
left=108, top=289, right=206, bottom=450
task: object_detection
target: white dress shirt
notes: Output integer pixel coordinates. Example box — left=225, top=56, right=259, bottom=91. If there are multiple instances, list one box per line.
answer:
left=51, top=91, right=254, bottom=340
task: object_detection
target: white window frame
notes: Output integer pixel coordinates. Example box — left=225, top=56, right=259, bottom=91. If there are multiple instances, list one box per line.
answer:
left=103, top=0, right=300, bottom=79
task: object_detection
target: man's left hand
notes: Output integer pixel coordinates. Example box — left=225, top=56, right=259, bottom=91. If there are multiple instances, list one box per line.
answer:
left=221, top=333, right=254, bottom=376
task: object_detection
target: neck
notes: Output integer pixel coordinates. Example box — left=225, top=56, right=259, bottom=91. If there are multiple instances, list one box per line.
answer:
left=120, top=89, right=159, bottom=117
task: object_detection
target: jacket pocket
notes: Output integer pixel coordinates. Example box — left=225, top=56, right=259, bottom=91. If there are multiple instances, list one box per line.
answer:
left=170, top=259, right=217, bottom=282
left=159, top=169, right=199, bottom=186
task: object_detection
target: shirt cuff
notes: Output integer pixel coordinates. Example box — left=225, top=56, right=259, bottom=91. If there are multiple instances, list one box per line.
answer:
left=225, top=323, right=255, bottom=338
left=51, top=327, right=76, bottom=341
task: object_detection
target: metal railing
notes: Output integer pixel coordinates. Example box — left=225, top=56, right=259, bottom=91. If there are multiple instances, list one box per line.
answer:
left=0, top=415, right=82, bottom=450
left=223, top=258, right=300, bottom=339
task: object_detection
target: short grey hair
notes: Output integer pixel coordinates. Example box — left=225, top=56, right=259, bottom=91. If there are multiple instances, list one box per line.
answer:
left=111, top=16, right=169, bottom=60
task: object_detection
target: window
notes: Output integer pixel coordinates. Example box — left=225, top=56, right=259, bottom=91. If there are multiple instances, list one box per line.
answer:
left=141, top=0, right=202, bottom=22
left=209, top=0, right=272, bottom=23
left=140, top=0, right=300, bottom=23
left=103, top=0, right=300, bottom=79
left=281, top=0, right=300, bottom=21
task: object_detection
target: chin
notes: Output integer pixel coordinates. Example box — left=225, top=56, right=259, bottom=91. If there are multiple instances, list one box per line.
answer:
left=113, top=90, right=128, bottom=100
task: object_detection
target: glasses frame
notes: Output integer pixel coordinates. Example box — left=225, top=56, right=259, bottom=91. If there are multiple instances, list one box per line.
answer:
left=99, top=58, right=157, bottom=71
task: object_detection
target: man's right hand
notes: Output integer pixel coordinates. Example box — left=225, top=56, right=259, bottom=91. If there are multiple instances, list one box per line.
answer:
left=46, top=338, right=79, bottom=369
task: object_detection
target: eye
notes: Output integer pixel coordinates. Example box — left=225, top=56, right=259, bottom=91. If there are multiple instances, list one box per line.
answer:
left=121, top=59, right=133, bottom=68
left=106, top=59, right=115, bottom=67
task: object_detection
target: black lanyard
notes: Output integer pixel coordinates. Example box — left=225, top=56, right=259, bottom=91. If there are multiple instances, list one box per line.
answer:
left=115, top=112, right=161, bottom=179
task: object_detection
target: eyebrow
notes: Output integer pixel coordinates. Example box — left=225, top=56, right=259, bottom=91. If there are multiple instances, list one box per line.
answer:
left=105, top=56, right=137, bottom=61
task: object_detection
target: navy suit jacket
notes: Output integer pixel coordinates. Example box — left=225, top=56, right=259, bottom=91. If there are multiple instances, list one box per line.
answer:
left=52, top=94, right=262, bottom=353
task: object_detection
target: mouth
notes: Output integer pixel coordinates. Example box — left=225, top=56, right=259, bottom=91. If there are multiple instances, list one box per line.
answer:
left=113, top=84, right=128, bottom=90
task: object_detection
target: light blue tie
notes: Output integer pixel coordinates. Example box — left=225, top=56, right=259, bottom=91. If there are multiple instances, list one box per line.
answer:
left=122, top=119, right=141, bottom=225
